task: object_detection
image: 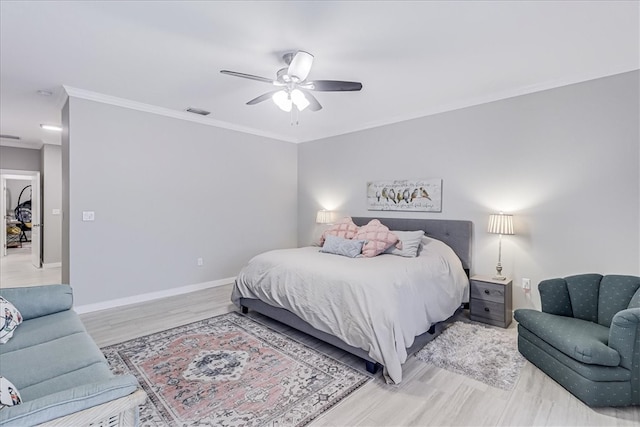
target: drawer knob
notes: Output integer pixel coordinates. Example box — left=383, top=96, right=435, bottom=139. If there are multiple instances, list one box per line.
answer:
left=484, top=289, right=490, bottom=294
left=484, top=307, right=490, bottom=312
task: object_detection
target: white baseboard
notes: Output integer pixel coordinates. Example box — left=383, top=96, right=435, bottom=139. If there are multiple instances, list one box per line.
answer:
left=74, top=277, right=235, bottom=314
left=42, top=262, right=62, bottom=269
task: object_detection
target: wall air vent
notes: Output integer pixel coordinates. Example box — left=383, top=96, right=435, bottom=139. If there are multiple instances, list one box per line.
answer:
left=0, top=134, right=21, bottom=140
left=186, top=107, right=210, bottom=116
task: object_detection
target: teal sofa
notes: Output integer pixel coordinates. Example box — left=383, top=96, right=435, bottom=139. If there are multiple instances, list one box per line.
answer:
left=0, top=285, right=146, bottom=426
left=514, top=274, right=640, bottom=407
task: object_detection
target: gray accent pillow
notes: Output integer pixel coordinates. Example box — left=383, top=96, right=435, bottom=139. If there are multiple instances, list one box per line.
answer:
left=319, top=235, right=365, bottom=258
left=384, top=230, right=425, bottom=257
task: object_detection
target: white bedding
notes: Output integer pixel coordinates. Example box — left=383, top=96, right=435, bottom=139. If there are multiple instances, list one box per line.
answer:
left=231, top=236, right=469, bottom=384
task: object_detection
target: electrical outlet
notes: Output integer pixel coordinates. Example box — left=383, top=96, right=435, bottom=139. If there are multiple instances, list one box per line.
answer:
left=82, top=211, right=95, bottom=221
left=522, top=278, right=531, bottom=290
left=197, top=257, right=203, bottom=266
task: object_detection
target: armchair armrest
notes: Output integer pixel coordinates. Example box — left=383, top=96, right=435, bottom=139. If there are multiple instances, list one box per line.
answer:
left=608, top=308, right=640, bottom=371
left=0, top=285, right=73, bottom=320
left=539, top=278, right=573, bottom=317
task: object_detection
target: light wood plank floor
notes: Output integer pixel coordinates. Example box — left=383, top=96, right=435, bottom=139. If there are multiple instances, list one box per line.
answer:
left=81, top=284, right=639, bottom=427
left=0, top=246, right=61, bottom=288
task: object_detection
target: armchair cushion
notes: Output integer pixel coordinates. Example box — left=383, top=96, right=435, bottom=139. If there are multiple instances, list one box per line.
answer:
left=565, top=274, right=602, bottom=323
left=515, top=309, right=620, bottom=366
left=539, top=278, right=573, bottom=317
left=598, top=276, right=640, bottom=327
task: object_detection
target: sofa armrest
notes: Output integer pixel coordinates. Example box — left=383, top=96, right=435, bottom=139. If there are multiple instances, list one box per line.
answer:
left=0, top=285, right=73, bottom=320
left=608, top=308, right=640, bottom=371
left=0, top=375, right=140, bottom=426
left=539, top=278, right=573, bottom=317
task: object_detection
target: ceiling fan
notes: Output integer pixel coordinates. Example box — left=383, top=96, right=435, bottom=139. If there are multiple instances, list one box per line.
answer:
left=220, top=51, right=362, bottom=113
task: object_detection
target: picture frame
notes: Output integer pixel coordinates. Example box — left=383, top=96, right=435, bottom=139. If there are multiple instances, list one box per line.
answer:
left=366, top=179, right=442, bottom=212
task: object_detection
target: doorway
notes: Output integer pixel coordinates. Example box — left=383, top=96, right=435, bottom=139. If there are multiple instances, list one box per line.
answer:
left=1, top=170, right=41, bottom=268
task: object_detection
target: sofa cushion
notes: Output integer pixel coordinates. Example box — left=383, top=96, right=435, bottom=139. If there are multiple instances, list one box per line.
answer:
left=598, top=275, right=640, bottom=327
left=514, top=309, right=620, bottom=366
left=566, top=274, right=602, bottom=323
left=0, top=333, right=107, bottom=390
left=19, top=363, right=113, bottom=401
left=0, top=310, right=87, bottom=353
left=0, top=285, right=73, bottom=321
left=0, top=375, right=139, bottom=426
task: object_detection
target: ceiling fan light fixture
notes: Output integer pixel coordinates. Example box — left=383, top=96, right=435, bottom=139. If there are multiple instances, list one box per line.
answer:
left=272, top=90, right=292, bottom=112
left=291, top=89, right=310, bottom=111
left=288, top=51, right=314, bottom=81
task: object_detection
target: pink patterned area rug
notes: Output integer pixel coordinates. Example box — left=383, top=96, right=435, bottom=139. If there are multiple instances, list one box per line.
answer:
left=102, top=312, right=370, bottom=426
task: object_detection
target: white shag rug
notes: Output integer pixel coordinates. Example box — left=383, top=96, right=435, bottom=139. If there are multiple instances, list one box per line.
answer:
left=415, top=321, right=526, bottom=390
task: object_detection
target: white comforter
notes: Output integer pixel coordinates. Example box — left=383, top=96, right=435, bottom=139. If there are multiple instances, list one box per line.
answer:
left=231, top=236, right=469, bottom=384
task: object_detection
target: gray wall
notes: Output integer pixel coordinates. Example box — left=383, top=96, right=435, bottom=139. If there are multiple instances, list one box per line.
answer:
left=63, top=97, right=298, bottom=306
left=41, top=144, right=62, bottom=265
left=298, top=71, right=640, bottom=310
left=0, top=146, right=41, bottom=171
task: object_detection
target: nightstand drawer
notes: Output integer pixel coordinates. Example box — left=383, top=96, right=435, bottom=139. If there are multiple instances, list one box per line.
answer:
left=470, top=280, right=506, bottom=303
left=470, top=299, right=505, bottom=322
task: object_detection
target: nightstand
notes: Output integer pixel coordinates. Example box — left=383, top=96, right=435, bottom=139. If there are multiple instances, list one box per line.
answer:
left=469, top=275, right=512, bottom=328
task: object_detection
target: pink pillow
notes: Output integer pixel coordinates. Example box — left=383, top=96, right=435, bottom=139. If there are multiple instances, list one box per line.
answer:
left=320, top=217, right=359, bottom=245
left=353, top=219, right=399, bottom=257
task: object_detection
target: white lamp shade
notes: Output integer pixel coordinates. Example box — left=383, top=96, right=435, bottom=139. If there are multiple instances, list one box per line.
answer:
left=487, top=213, right=514, bottom=235
left=316, top=210, right=332, bottom=224
left=291, top=89, right=310, bottom=111
left=272, top=90, right=292, bottom=112
left=288, top=51, right=314, bottom=81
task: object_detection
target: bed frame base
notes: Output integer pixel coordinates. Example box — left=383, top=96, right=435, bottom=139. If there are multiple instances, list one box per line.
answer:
left=240, top=298, right=459, bottom=375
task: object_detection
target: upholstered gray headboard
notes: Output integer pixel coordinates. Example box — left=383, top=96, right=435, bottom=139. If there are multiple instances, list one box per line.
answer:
left=352, top=217, right=473, bottom=274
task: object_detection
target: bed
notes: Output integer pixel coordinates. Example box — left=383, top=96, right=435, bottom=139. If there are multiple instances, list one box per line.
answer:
left=231, top=217, right=472, bottom=384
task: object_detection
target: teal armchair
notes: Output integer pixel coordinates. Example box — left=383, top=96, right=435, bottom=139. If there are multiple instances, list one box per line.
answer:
left=514, top=274, right=640, bottom=407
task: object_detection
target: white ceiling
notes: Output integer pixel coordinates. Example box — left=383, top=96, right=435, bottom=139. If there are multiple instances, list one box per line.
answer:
left=1, top=1, right=638, bottom=149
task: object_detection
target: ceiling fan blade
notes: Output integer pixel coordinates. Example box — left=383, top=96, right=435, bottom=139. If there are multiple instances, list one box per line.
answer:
left=246, top=91, right=280, bottom=105
left=220, top=70, right=275, bottom=84
left=303, top=80, right=363, bottom=91
left=299, top=89, right=322, bottom=112
left=287, top=51, right=314, bottom=82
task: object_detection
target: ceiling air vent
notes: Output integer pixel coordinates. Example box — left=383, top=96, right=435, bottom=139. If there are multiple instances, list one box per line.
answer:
left=0, top=134, right=21, bottom=140
left=186, top=107, right=210, bottom=116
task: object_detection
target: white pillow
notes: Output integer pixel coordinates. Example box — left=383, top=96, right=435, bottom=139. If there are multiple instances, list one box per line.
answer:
left=0, top=376, right=22, bottom=408
left=385, top=230, right=425, bottom=257
left=0, top=297, right=22, bottom=344
left=319, top=234, right=366, bottom=258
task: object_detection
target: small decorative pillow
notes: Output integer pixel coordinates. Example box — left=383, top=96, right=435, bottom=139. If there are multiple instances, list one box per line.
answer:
left=353, top=219, right=399, bottom=257
left=0, top=376, right=22, bottom=408
left=385, top=230, right=425, bottom=257
left=320, top=217, right=359, bottom=245
left=320, top=235, right=366, bottom=258
left=0, top=297, right=22, bottom=344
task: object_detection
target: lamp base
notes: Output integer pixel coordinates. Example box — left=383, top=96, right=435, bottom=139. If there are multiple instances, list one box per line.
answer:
left=492, top=275, right=507, bottom=281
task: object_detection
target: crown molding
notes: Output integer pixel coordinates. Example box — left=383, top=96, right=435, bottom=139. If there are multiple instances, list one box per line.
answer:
left=296, top=67, right=640, bottom=143
left=62, top=86, right=299, bottom=143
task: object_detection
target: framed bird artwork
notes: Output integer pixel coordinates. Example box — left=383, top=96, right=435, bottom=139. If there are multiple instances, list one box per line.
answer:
left=366, top=179, right=442, bottom=212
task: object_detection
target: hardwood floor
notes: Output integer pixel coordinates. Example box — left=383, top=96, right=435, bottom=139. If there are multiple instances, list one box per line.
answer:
left=0, top=246, right=61, bottom=288
left=81, top=284, right=640, bottom=426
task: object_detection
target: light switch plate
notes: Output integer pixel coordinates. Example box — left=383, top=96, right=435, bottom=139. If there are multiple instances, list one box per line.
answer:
left=82, top=211, right=95, bottom=221
left=52, top=209, right=60, bottom=215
